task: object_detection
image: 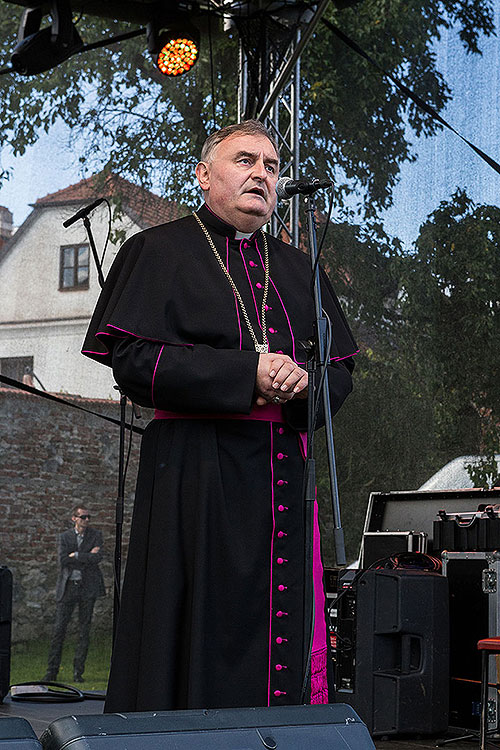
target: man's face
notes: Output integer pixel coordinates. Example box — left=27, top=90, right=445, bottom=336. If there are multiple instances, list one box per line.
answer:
left=72, top=508, right=90, bottom=534
left=195, top=133, right=279, bottom=233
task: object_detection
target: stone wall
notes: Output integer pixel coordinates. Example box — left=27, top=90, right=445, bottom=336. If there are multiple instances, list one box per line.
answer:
left=0, top=386, right=150, bottom=643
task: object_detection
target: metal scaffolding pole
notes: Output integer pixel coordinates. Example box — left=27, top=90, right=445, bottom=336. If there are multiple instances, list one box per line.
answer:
left=269, top=31, right=300, bottom=246
left=237, top=32, right=301, bottom=244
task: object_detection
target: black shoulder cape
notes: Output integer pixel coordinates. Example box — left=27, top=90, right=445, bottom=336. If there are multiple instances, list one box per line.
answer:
left=82, top=204, right=358, bottom=367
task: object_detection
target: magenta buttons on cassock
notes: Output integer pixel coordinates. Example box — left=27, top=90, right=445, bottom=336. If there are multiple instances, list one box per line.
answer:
left=277, top=531, right=287, bottom=538
left=275, top=636, right=288, bottom=644
left=276, top=480, right=287, bottom=487
left=274, top=690, right=286, bottom=697
left=276, top=557, right=288, bottom=565
left=249, top=260, right=257, bottom=267
left=278, top=427, right=285, bottom=434
left=278, top=584, right=287, bottom=591
left=276, top=610, right=288, bottom=618
left=256, top=282, right=263, bottom=289
left=277, top=504, right=288, bottom=512
left=277, top=453, right=287, bottom=460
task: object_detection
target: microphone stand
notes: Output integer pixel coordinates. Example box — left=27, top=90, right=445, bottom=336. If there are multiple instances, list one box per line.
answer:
left=299, top=191, right=346, bottom=702
left=83, top=216, right=105, bottom=289
left=63, top=207, right=126, bottom=646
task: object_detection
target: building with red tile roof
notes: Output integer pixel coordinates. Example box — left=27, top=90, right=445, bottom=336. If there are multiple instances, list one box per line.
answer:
left=34, top=172, right=183, bottom=229
left=0, top=174, right=184, bottom=400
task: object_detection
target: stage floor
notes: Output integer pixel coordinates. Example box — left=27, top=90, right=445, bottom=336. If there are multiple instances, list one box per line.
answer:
left=0, top=695, right=479, bottom=748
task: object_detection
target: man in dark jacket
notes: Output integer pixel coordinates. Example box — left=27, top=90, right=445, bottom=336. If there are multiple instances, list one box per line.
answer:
left=43, top=506, right=105, bottom=683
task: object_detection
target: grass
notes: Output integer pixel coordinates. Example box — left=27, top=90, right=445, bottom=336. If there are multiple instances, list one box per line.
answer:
left=10, top=635, right=111, bottom=692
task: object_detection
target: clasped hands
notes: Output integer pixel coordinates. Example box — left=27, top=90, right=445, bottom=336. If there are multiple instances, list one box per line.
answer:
left=255, top=352, right=308, bottom=407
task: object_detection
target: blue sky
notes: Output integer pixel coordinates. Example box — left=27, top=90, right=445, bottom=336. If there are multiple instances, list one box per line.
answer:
left=382, top=5, right=500, bottom=247
left=1, top=7, right=500, bottom=245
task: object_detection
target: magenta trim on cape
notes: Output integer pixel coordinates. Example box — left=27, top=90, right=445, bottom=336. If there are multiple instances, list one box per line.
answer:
left=154, top=403, right=284, bottom=422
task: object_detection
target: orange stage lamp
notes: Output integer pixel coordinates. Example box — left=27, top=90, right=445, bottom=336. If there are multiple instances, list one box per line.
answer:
left=157, top=34, right=199, bottom=76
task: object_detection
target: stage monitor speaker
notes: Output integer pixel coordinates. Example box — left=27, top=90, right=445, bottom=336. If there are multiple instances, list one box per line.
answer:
left=40, top=704, right=375, bottom=750
left=0, top=717, right=41, bottom=748
left=0, top=565, right=12, bottom=703
left=334, top=568, right=449, bottom=736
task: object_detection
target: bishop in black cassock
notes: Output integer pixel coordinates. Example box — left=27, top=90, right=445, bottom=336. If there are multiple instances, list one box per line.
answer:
left=82, top=121, right=357, bottom=712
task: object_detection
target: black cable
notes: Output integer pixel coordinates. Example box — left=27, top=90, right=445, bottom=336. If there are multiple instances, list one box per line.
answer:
left=309, top=184, right=334, bottom=301
left=0, top=373, right=144, bottom=435
left=207, top=4, right=217, bottom=129
left=10, top=681, right=84, bottom=703
left=80, top=28, right=146, bottom=54
left=123, top=401, right=135, bottom=492
left=322, top=19, right=500, bottom=179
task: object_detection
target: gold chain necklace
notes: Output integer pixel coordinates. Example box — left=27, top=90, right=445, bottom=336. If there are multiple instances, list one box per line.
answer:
left=193, top=212, right=270, bottom=353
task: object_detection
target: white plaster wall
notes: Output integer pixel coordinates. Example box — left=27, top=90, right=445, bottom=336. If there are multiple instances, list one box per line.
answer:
left=0, top=321, right=118, bottom=399
left=0, top=204, right=139, bottom=323
left=0, top=203, right=141, bottom=399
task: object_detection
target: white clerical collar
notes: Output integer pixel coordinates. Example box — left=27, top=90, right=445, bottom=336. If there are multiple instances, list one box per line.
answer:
left=234, top=230, right=254, bottom=240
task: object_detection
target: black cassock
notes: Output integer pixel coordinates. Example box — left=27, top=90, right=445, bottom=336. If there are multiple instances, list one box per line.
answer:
left=82, top=204, right=357, bottom=712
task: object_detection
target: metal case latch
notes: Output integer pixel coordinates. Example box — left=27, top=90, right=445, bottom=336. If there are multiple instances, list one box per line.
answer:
left=483, top=569, right=497, bottom=594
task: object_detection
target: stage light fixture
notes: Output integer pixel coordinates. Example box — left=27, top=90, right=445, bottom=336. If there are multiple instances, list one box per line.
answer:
left=147, top=18, right=200, bottom=77
left=10, top=0, right=83, bottom=75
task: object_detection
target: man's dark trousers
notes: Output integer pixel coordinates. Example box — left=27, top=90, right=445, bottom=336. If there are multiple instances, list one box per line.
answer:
left=47, top=581, right=96, bottom=678
left=46, top=526, right=105, bottom=680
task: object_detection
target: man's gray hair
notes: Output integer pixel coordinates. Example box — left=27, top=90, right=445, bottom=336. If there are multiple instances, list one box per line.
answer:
left=200, top=120, right=279, bottom=163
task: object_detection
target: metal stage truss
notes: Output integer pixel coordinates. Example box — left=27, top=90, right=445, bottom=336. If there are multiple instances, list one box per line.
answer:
left=3, top=0, right=333, bottom=242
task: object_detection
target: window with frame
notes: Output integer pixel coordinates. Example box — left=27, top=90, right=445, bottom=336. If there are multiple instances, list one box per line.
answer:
left=59, top=244, right=89, bottom=290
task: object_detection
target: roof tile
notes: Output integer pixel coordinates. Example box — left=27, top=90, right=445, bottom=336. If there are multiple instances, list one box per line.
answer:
left=34, top=172, right=183, bottom=228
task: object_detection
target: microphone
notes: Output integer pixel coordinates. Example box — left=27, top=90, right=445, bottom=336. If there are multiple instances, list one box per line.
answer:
left=63, top=198, right=105, bottom=228
left=276, top=176, right=333, bottom=200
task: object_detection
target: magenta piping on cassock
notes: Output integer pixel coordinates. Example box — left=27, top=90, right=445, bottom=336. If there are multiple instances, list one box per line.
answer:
left=151, top=345, right=164, bottom=409
left=226, top=237, right=243, bottom=350
left=267, top=422, right=276, bottom=706
left=239, top=241, right=263, bottom=331
left=255, top=241, right=298, bottom=362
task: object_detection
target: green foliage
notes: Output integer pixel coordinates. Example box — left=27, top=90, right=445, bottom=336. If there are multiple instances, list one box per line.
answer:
left=0, top=1, right=495, bottom=213
left=317, top=189, right=500, bottom=562
left=398, top=189, right=500, bottom=486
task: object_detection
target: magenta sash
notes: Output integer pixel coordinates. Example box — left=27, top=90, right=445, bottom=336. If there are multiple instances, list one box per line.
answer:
left=154, top=402, right=284, bottom=422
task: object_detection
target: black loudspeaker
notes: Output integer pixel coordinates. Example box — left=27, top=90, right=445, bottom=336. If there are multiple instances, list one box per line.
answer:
left=41, top=705, right=375, bottom=749
left=0, top=717, right=41, bottom=748
left=0, top=566, right=12, bottom=703
left=334, top=569, right=449, bottom=736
